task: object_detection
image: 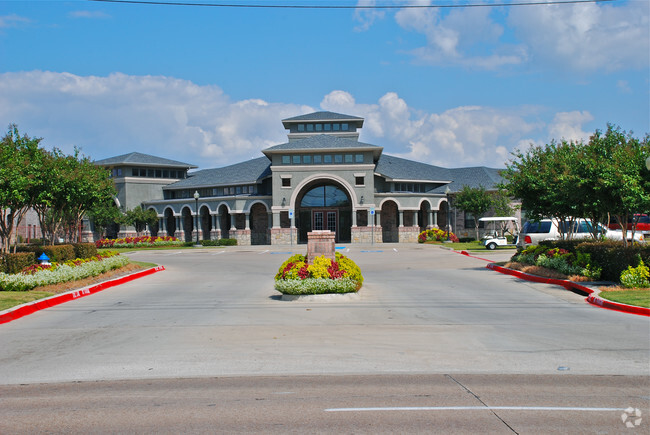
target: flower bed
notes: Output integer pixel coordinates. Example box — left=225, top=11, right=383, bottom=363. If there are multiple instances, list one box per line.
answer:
left=0, top=252, right=130, bottom=291
left=510, top=245, right=601, bottom=281
left=95, top=236, right=183, bottom=249
left=418, top=228, right=459, bottom=243
left=274, top=253, right=363, bottom=295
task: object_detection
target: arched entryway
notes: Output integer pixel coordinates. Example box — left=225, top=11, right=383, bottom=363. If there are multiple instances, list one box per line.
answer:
left=148, top=213, right=160, bottom=237
left=381, top=200, right=399, bottom=243
left=296, top=181, right=352, bottom=243
left=200, top=206, right=212, bottom=240
left=419, top=201, right=431, bottom=233
left=438, top=200, right=450, bottom=233
left=182, top=207, right=193, bottom=242
left=250, top=203, right=269, bottom=245
left=218, top=204, right=231, bottom=239
left=164, top=208, right=176, bottom=238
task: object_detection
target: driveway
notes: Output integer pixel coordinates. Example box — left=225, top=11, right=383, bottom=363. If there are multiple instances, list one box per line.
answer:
left=0, top=244, right=647, bottom=384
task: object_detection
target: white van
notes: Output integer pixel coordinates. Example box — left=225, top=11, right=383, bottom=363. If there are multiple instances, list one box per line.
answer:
left=516, top=218, right=596, bottom=249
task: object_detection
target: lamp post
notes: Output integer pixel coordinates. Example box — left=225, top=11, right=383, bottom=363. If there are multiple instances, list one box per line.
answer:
left=445, top=186, right=451, bottom=241
left=194, top=190, right=200, bottom=246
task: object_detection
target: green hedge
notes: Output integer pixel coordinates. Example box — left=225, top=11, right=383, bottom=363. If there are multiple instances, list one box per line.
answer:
left=1, top=252, right=36, bottom=274
left=73, top=243, right=98, bottom=259
left=200, top=238, right=237, bottom=246
left=539, top=240, right=650, bottom=282
left=20, top=245, right=75, bottom=262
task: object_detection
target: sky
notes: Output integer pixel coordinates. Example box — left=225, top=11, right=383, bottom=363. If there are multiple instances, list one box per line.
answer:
left=0, top=0, right=648, bottom=170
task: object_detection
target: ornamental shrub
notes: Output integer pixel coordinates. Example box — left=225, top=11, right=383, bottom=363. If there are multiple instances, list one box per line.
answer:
left=73, top=243, right=98, bottom=259
left=620, top=258, right=650, bottom=288
left=95, top=236, right=183, bottom=249
left=274, top=253, right=363, bottom=294
left=3, top=252, right=36, bottom=274
left=0, top=252, right=129, bottom=291
left=418, top=228, right=459, bottom=243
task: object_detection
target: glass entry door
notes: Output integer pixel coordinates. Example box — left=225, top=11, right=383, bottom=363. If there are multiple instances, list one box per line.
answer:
left=312, top=209, right=338, bottom=239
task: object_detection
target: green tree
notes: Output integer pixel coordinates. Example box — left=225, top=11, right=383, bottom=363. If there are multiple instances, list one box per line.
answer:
left=454, top=185, right=492, bottom=240
left=502, top=140, right=585, bottom=240
left=34, top=148, right=116, bottom=244
left=87, top=198, right=122, bottom=239
left=0, top=125, right=45, bottom=253
left=122, top=207, right=158, bottom=236
left=579, top=125, right=650, bottom=246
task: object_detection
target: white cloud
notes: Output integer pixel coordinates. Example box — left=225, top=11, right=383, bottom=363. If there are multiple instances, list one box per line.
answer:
left=547, top=111, right=594, bottom=143
left=68, top=10, right=111, bottom=19
left=321, top=90, right=542, bottom=167
left=394, top=2, right=527, bottom=69
left=508, top=1, right=649, bottom=72
left=0, top=71, right=594, bottom=170
left=0, top=14, right=30, bottom=28
left=392, top=1, right=648, bottom=73
left=354, top=0, right=386, bottom=32
left=0, top=71, right=309, bottom=167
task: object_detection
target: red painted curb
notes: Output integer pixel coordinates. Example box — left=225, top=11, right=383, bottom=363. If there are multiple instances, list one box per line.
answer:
left=486, top=263, right=650, bottom=317
left=0, top=266, right=165, bottom=325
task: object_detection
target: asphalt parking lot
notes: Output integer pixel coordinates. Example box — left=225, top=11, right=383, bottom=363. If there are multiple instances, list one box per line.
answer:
left=0, top=244, right=647, bottom=433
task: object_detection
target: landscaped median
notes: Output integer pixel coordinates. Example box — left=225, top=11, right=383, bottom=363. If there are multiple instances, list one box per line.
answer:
left=457, top=248, right=650, bottom=317
left=0, top=265, right=164, bottom=325
left=274, top=252, right=363, bottom=297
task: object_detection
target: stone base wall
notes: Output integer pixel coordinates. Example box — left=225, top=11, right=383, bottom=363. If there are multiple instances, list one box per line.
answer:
left=270, top=228, right=297, bottom=245
left=307, top=230, right=335, bottom=263
left=210, top=229, right=222, bottom=240
left=351, top=226, right=382, bottom=244
left=399, top=226, right=420, bottom=243
left=230, top=229, right=251, bottom=246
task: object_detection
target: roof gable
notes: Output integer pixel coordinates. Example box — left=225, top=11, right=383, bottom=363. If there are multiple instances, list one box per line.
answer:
left=94, top=152, right=197, bottom=169
left=375, top=154, right=452, bottom=183
left=164, top=157, right=271, bottom=189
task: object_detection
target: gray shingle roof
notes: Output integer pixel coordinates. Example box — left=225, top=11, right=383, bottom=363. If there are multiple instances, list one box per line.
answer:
left=282, top=111, right=364, bottom=122
left=375, top=154, right=452, bottom=183
left=430, top=166, right=504, bottom=193
left=94, top=152, right=197, bottom=169
left=164, top=156, right=271, bottom=189
left=263, top=134, right=381, bottom=153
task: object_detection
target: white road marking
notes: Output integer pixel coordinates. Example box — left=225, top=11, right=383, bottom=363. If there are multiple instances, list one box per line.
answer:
left=393, top=248, right=398, bottom=252
left=211, top=251, right=225, bottom=256
left=258, top=250, right=269, bottom=255
left=325, top=406, right=625, bottom=412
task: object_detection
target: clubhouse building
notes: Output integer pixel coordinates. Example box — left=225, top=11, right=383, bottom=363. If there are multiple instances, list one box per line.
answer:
left=94, top=111, right=506, bottom=245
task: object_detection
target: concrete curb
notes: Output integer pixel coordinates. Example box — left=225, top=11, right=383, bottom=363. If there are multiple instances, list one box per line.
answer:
left=280, top=292, right=361, bottom=302
left=0, top=266, right=165, bottom=325
left=457, top=250, right=650, bottom=317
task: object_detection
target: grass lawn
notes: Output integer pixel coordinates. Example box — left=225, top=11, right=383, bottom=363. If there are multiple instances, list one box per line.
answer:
left=0, top=291, right=54, bottom=311
left=599, top=288, right=650, bottom=308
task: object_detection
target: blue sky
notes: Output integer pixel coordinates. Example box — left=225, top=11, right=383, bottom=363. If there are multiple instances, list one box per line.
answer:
left=1, top=0, right=648, bottom=169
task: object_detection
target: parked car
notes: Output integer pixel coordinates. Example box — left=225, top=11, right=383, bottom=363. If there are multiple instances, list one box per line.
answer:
left=516, top=218, right=597, bottom=249
left=607, top=214, right=650, bottom=236
left=603, top=228, right=645, bottom=243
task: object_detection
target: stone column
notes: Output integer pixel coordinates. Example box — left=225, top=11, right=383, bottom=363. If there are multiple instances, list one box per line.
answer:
left=352, top=209, right=357, bottom=227
left=414, top=211, right=419, bottom=227
left=376, top=211, right=381, bottom=227
left=245, top=213, right=250, bottom=230
left=433, top=211, right=438, bottom=228
left=399, top=210, right=404, bottom=227
left=273, top=211, right=281, bottom=228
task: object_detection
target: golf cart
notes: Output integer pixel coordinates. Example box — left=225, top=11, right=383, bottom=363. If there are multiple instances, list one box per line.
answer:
left=479, top=217, right=519, bottom=250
